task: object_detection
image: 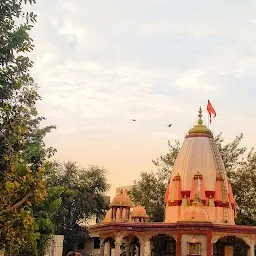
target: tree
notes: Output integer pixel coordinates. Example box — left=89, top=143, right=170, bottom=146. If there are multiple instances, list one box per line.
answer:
left=0, top=0, right=56, bottom=254
left=130, top=140, right=180, bottom=222
left=34, top=185, right=64, bottom=256
left=214, top=133, right=246, bottom=178
left=130, top=133, right=256, bottom=224
left=232, top=149, right=256, bottom=225
left=46, top=161, right=110, bottom=255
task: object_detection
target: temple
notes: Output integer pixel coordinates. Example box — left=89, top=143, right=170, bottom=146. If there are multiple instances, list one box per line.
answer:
left=89, top=107, right=256, bottom=256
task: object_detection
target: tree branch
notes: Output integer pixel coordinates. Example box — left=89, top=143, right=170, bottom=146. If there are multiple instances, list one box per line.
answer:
left=0, top=191, right=33, bottom=215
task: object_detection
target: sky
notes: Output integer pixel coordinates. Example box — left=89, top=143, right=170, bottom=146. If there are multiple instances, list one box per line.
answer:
left=29, top=0, right=256, bottom=198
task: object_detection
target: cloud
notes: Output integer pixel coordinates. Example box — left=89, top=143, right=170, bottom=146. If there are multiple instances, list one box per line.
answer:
left=174, top=70, right=216, bottom=90
left=30, top=0, right=256, bottom=195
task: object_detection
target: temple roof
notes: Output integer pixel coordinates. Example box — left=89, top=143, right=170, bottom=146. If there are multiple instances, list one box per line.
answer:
left=131, top=205, right=148, bottom=218
left=110, top=190, right=133, bottom=207
left=168, top=107, right=228, bottom=192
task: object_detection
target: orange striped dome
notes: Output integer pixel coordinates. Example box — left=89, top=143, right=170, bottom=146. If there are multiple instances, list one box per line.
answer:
left=131, top=205, right=148, bottom=218
left=110, top=192, right=133, bottom=207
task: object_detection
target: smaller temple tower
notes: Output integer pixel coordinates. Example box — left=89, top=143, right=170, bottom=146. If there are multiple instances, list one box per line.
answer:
left=103, top=190, right=149, bottom=223
left=103, top=190, right=133, bottom=223
left=131, top=205, right=149, bottom=222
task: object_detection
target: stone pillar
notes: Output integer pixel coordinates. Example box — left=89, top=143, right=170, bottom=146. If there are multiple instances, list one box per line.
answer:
left=104, top=242, right=107, bottom=256
left=176, top=231, right=182, bottom=256
left=207, top=231, right=213, bottom=256
left=136, top=246, right=140, bottom=256
left=140, top=240, right=145, bottom=256
left=100, top=239, right=105, bottom=256
left=144, top=240, right=151, bottom=256
left=104, top=241, right=111, bottom=256
left=249, top=242, right=255, bottom=256
left=115, top=237, right=122, bottom=256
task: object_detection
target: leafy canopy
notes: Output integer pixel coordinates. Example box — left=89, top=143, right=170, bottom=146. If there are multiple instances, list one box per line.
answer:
left=0, top=0, right=56, bottom=254
left=46, top=162, right=110, bottom=255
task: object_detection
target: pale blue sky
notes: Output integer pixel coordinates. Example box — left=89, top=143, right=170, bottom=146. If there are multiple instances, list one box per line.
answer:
left=30, top=0, right=256, bottom=197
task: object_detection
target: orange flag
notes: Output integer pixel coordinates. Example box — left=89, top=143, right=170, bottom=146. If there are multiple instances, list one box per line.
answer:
left=207, top=100, right=216, bottom=123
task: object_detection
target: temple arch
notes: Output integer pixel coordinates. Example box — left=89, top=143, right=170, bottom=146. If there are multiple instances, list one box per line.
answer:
left=121, top=235, right=141, bottom=256
left=150, top=234, right=176, bottom=256
left=103, top=237, right=115, bottom=256
left=213, top=236, right=250, bottom=256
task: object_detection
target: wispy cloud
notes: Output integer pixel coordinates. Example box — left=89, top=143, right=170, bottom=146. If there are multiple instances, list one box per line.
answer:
left=31, top=0, right=256, bottom=196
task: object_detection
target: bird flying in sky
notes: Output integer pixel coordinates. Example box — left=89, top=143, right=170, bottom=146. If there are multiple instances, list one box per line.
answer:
left=167, top=124, right=172, bottom=127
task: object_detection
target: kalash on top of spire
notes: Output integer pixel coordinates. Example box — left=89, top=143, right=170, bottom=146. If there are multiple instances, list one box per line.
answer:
left=164, top=106, right=237, bottom=224
left=187, top=106, right=212, bottom=136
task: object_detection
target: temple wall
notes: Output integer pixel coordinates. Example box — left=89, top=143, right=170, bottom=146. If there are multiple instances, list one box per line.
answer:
left=181, top=234, right=207, bottom=256
left=165, top=206, right=180, bottom=222
left=44, top=235, right=64, bottom=256
left=75, top=237, right=100, bottom=256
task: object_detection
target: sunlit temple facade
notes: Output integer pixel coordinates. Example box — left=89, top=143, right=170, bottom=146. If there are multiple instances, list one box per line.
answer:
left=89, top=107, right=256, bottom=256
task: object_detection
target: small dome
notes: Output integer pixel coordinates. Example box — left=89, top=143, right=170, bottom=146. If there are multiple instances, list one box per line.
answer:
left=110, top=191, right=133, bottom=207
left=131, top=205, right=148, bottom=218
left=103, top=209, right=112, bottom=223
left=181, top=200, right=211, bottom=222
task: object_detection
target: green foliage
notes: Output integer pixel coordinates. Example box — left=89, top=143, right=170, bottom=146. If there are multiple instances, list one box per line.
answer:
left=152, top=140, right=180, bottom=181
left=34, top=185, right=64, bottom=256
left=46, top=162, right=110, bottom=254
left=214, top=133, right=246, bottom=178
left=130, top=133, right=256, bottom=225
left=214, top=133, right=256, bottom=225
left=129, top=172, right=166, bottom=222
left=14, top=231, right=40, bottom=256
left=232, top=149, right=256, bottom=225
left=0, top=0, right=56, bottom=254
left=130, top=140, right=180, bottom=222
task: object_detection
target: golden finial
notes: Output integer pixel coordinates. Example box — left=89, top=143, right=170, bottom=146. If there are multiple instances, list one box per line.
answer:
left=188, top=106, right=212, bottom=136
left=198, top=106, right=203, bottom=125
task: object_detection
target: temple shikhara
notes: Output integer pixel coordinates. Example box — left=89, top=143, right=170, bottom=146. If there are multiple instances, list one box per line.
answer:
left=89, top=107, right=256, bottom=256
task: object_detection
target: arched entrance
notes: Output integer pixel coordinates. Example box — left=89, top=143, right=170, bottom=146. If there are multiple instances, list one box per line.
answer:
left=122, top=235, right=141, bottom=256
left=151, top=234, right=176, bottom=256
left=213, top=236, right=249, bottom=256
left=129, top=236, right=140, bottom=256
